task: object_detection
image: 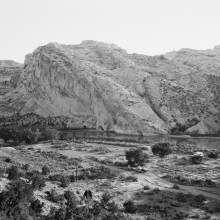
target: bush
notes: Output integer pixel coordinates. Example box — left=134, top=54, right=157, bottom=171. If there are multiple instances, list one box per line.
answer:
left=123, top=200, right=136, bottom=213
left=32, top=175, right=46, bottom=190
left=48, top=188, right=64, bottom=203
left=208, top=150, right=219, bottom=159
left=30, top=199, right=44, bottom=214
left=152, top=142, right=173, bottom=159
left=101, top=191, right=112, bottom=207
left=193, top=194, right=206, bottom=203
left=205, top=201, right=220, bottom=213
left=60, top=175, right=70, bottom=187
left=8, top=165, right=19, bottom=180
left=49, top=173, right=63, bottom=182
left=0, top=168, right=4, bottom=179
left=173, top=183, right=180, bottom=189
left=79, top=166, right=117, bottom=180
left=42, top=165, right=50, bottom=175
left=0, top=138, right=4, bottom=146
left=43, top=128, right=60, bottom=140
left=191, top=155, right=202, bottom=164
left=124, top=175, right=138, bottom=182
left=23, top=164, right=30, bottom=172
left=64, top=190, right=77, bottom=206
left=143, top=185, right=151, bottom=190
left=69, top=174, right=76, bottom=182
left=5, top=157, right=12, bottom=163
left=152, top=187, right=160, bottom=193
left=177, top=192, right=187, bottom=202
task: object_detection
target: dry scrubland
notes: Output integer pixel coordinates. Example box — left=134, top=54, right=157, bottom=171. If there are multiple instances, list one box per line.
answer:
left=0, top=138, right=220, bottom=219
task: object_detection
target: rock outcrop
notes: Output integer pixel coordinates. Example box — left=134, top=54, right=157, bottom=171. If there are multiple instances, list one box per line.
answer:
left=0, top=41, right=220, bottom=134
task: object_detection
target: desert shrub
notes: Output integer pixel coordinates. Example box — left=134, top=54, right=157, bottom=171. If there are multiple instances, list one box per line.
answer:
left=5, top=157, right=12, bottom=163
left=91, top=202, right=102, bottom=216
left=152, top=187, right=160, bottom=193
left=143, top=185, right=151, bottom=190
left=205, top=200, right=220, bottom=213
left=208, top=150, right=219, bottom=159
left=79, top=166, right=117, bottom=180
left=32, top=174, right=46, bottom=189
left=177, top=192, right=187, bottom=202
left=173, top=183, right=180, bottom=189
left=23, top=164, right=30, bottom=172
left=69, top=174, right=76, bottom=182
left=90, top=146, right=113, bottom=153
left=123, top=200, right=136, bottom=213
left=152, top=142, right=173, bottom=159
left=125, top=147, right=149, bottom=167
left=8, top=165, right=19, bottom=180
left=101, top=191, right=112, bottom=207
left=25, top=170, right=40, bottom=180
left=48, top=188, right=64, bottom=203
left=30, top=199, right=44, bottom=215
left=191, top=155, right=202, bottom=164
left=124, top=175, right=138, bottom=182
left=0, top=168, right=4, bottom=179
left=193, top=194, right=206, bottom=203
left=42, top=165, right=50, bottom=175
left=114, top=160, right=128, bottom=166
left=64, top=190, right=78, bottom=206
left=49, top=173, right=63, bottom=182
left=0, top=138, right=4, bottom=146
left=60, top=175, right=70, bottom=187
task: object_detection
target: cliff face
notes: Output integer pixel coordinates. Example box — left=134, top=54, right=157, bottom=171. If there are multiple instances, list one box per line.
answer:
left=0, top=41, right=220, bottom=134
left=0, top=60, right=23, bottom=101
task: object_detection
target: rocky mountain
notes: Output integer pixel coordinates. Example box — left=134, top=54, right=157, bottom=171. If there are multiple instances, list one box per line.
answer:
left=0, top=41, right=220, bottom=134
left=0, top=60, right=23, bottom=99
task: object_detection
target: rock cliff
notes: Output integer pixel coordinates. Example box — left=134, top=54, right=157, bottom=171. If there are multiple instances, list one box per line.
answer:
left=0, top=41, right=220, bottom=134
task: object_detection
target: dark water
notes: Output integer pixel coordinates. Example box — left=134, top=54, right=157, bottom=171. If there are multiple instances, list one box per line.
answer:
left=61, top=130, right=220, bottom=150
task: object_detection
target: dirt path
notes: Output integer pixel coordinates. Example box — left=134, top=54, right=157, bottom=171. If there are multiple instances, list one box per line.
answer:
left=100, top=164, right=220, bottom=200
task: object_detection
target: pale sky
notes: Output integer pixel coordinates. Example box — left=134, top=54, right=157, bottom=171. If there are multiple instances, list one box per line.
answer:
left=1, top=0, right=220, bottom=63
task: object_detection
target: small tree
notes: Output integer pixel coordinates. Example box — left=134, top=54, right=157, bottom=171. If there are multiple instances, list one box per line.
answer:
left=152, top=142, right=173, bottom=159
left=125, top=148, right=149, bottom=167
left=19, top=128, right=39, bottom=144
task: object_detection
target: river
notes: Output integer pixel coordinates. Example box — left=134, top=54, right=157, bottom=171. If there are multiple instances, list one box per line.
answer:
left=60, top=129, right=220, bottom=150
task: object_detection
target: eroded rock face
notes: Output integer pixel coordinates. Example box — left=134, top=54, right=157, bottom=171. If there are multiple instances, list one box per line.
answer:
left=0, top=60, right=23, bottom=101
left=0, top=41, right=220, bottom=134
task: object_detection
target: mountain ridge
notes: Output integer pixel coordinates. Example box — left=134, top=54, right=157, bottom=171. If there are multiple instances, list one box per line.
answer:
left=0, top=41, right=220, bottom=134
